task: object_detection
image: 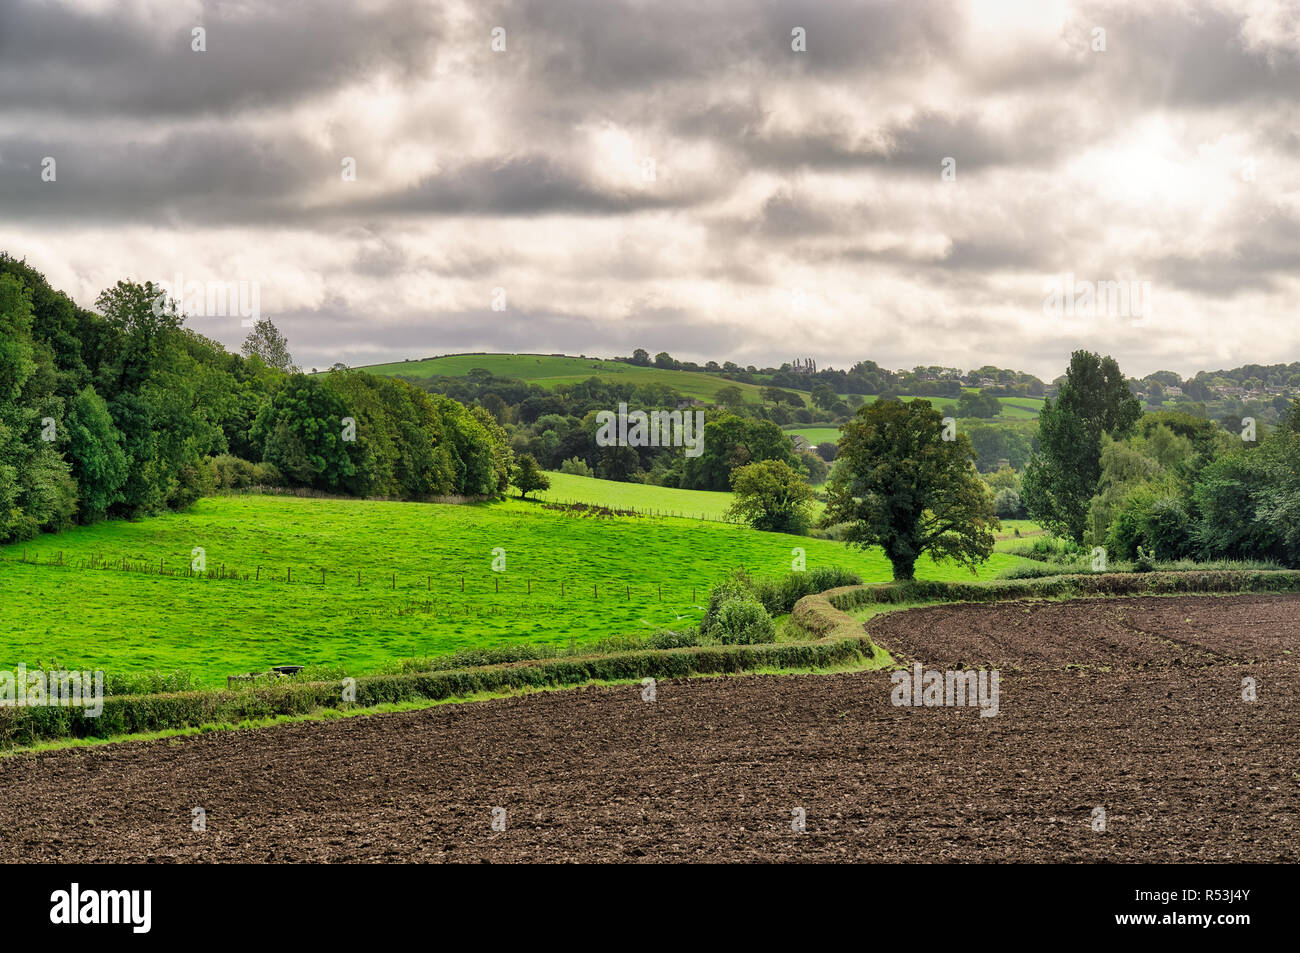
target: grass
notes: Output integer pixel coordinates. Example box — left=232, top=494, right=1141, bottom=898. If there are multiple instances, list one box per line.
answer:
left=784, top=427, right=841, bottom=445
left=535, top=471, right=736, bottom=521
left=356, top=352, right=794, bottom=405
left=994, top=396, right=1046, bottom=419
left=0, top=494, right=1036, bottom=687
left=994, top=519, right=1044, bottom=541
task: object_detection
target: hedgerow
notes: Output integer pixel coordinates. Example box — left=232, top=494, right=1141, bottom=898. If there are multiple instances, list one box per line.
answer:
left=819, top=569, right=1300, bottom=612
left=0, top=635, right=874, bottom=749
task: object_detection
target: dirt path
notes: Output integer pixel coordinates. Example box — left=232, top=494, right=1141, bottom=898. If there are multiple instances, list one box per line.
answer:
left=1, top=594, right=1296, bottom=862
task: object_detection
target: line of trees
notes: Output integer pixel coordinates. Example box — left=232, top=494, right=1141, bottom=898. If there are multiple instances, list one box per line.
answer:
left=0, top=255, right=510, bottom=544
left=1023, top=350, right=1300, bottom=565
left=790, top=350, right=1300, bottom=580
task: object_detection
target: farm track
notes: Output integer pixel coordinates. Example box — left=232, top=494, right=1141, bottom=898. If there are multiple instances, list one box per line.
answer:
left=1, top=594, right=1297, bottom=863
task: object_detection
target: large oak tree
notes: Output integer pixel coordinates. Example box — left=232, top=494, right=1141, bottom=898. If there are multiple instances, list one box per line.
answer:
left=821, top=398, right=997, bottom=581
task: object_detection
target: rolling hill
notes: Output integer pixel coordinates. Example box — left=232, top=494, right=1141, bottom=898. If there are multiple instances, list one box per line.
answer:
left=358, top=353, right=792, bottom=404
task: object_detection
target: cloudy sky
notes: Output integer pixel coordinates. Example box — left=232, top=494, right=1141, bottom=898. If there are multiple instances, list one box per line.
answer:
left=1, top=0, right=1298, bottom=380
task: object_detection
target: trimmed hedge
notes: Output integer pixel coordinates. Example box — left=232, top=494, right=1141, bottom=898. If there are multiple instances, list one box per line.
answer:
left=821, top=569, right=1300, bottom=613
left=791, top=592, right=867, bottom=641
left=0, top=636, right=875, bottom=749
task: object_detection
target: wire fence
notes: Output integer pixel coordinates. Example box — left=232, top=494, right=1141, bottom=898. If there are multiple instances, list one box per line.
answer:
left=538, top=497, right=736, bottom=523
left=0, top=549, right=712, bottom=602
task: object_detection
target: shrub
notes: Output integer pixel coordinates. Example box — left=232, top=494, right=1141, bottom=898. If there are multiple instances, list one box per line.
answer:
left=252, top=461, right=284, bottom=486
left=993, top=488, right=1024, bottom=519
left=559, top=456, right=593, bottom=477
left=712, top=596, right=776, bottom=644
left=1108, top=489, right=1192, bottom=561
left=211, top=454, right=257, bottom=489
left=750, top=566, right=862, bottom=615
left=699, top=569, right=756, bottom=637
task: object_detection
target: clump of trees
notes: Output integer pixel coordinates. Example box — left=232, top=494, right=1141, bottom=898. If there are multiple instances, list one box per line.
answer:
left=1020, top=349, right=1300, bottom=568
left=0, top=254, right=511, bottom=544
left=1021, top=351, right=1142, bottom=541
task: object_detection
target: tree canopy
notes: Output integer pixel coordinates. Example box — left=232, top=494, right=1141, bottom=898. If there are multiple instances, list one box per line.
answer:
left=821, top=398, right=998, bottom=580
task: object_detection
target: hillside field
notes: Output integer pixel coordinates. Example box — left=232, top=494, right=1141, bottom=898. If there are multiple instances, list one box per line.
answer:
left=784, top=426, right=842, bottom=445
left=0, top=494, right=1035, bottom=686
left=535, top=471, right=737, bottom=521
left=358, top=353, right=793, bottom=404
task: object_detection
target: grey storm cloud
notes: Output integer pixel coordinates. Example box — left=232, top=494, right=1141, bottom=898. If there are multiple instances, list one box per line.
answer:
left=351, top=155, right=710, bottom=217
left=0, top=0, right=443, bottom=117
left=1, top=0, right=1299, bottom=379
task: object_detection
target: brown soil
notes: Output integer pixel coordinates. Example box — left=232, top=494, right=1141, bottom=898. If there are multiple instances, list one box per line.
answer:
left=1, top=594, right=1296, bottom=863
left=864, top=593, right=1299, bottom=669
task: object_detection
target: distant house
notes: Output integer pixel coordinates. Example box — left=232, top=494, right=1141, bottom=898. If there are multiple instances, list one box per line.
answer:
left=1165, top=386, right=1183, bottom=397
left=791, top=435, right=812, bottom=452
left=676, top=398, right=704, bottom=410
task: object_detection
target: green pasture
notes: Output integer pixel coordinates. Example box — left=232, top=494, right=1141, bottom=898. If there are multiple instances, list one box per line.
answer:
left=357, top=353, right=790, bottom=404
left=785, top=427, right=842, bottom=445
left=0, top=494, right=1035, bottom=686
left=535, top=471, right=736, bottom=521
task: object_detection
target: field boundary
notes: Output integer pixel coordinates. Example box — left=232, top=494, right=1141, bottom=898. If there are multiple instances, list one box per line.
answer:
left=11, top=569, right=1298, bottom=751
left=815, top=569, right=1300, bottom=612
left=0, top=633, right=879, bottom=750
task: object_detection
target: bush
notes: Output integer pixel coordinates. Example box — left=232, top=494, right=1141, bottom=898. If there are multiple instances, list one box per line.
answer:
left=712, top=596, right=777, bottom=644
left=559, top=456, right=593, bottom=477
left=252, top=461, right=284, bottom=487
left=1010, top=535, right=1086, bottom=564
left=211, top=454, right=257, bottom=489
left=749, top=566, right=863, bottom=615
left=993, top=488, right=1024, bottom=519
left=1108, top=489, right=1192, bottom=561
left=699, top=570, right=756, bottom=636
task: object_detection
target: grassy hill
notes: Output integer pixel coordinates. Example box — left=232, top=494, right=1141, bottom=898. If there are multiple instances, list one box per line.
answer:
left=359, top=353, right=787, bottom=404
left=0, top=494, right=1035, bottom=684
left=536, top=471, right=736, bottom=521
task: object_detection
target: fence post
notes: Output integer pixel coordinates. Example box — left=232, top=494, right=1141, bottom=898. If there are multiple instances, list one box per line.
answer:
left=287, top=568, right=291, bottom=583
